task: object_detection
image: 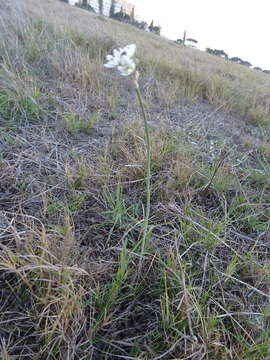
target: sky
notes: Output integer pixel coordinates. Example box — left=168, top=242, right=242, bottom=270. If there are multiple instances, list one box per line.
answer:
left=130, top=0, right=270, bottom=70
left=69, top=0, right=269, bottom=69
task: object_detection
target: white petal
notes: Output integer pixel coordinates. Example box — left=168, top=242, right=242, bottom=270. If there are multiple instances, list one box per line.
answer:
left=104, top=62, right=116, bottom=68
left=106, top=54, right=114, bottom=61
left=119, top=55, right=132, bottom=66
left=123, top=44, right=136, bottom=58
left=113, top=58, right=121, bottom=66
left=118, top=66, right=129, bottom=76
left=104, top=55, right=121, bottom=67
left=113, top=48, right=121, bottom=59
left=118, top=62, right=136, bottom=76
left=120, top=56, right=136, bottom=70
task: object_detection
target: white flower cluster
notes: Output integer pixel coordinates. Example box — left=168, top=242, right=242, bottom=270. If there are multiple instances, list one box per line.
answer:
left=104, top=44, right=136, bottom=76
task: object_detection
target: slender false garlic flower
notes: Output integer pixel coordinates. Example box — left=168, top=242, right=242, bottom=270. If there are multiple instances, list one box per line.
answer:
left=104, top=44, right=151, bottom=272
left=104, top=44, right=136, bottom=76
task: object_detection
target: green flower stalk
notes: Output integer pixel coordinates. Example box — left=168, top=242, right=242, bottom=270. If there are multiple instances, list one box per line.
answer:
left=134, top=71, right=151, bottom=263
left=104, top=44, right=151, bottom=264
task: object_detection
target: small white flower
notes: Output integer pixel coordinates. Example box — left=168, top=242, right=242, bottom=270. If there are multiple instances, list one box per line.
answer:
left=104, top=44, right=136, bottom=76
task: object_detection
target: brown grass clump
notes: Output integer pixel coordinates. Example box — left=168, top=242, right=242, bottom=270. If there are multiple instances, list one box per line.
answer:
left=257, top=141, right=270, bottom=159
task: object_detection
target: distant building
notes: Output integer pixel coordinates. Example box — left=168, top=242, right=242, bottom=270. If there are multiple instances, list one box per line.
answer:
left=115, top=0, right=134, bottom=15
left=74, top=0, right=135, bottom=17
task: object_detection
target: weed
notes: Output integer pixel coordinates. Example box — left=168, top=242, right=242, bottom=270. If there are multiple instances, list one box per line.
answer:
left=66, top=159, right=90, bottom=189
left=63, top=112, right=99, bottom=134
left=0, top=89, right=41, bottom=125
left=247, top=105, right=270, bottom=126
left=257, top=141, right=270, bottom=160
left=102, top=181, right=126, bottom=228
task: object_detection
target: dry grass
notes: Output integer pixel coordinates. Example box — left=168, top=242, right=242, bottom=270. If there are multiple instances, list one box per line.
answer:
left=0, top=0, right=270, bottom=359
left=22, top=0, right=270, bottom=126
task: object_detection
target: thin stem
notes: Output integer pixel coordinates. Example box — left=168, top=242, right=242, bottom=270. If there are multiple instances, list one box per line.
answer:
left=201, top=149, right=229, bottom=193
left=135, top=82, right=151, bottom=266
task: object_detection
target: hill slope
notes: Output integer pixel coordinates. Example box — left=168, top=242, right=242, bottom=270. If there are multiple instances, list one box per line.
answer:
left=0, top=0, right=270, bottom=359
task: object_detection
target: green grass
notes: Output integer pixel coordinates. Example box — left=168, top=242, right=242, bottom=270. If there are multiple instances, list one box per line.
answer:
left=63, top=112, right=99, bottom=134
left=0, top=89, right=41, bottom=125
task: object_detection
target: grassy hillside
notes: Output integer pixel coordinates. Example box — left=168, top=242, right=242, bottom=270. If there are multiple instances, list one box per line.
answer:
left=0, top=0, right=270, bottom=359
